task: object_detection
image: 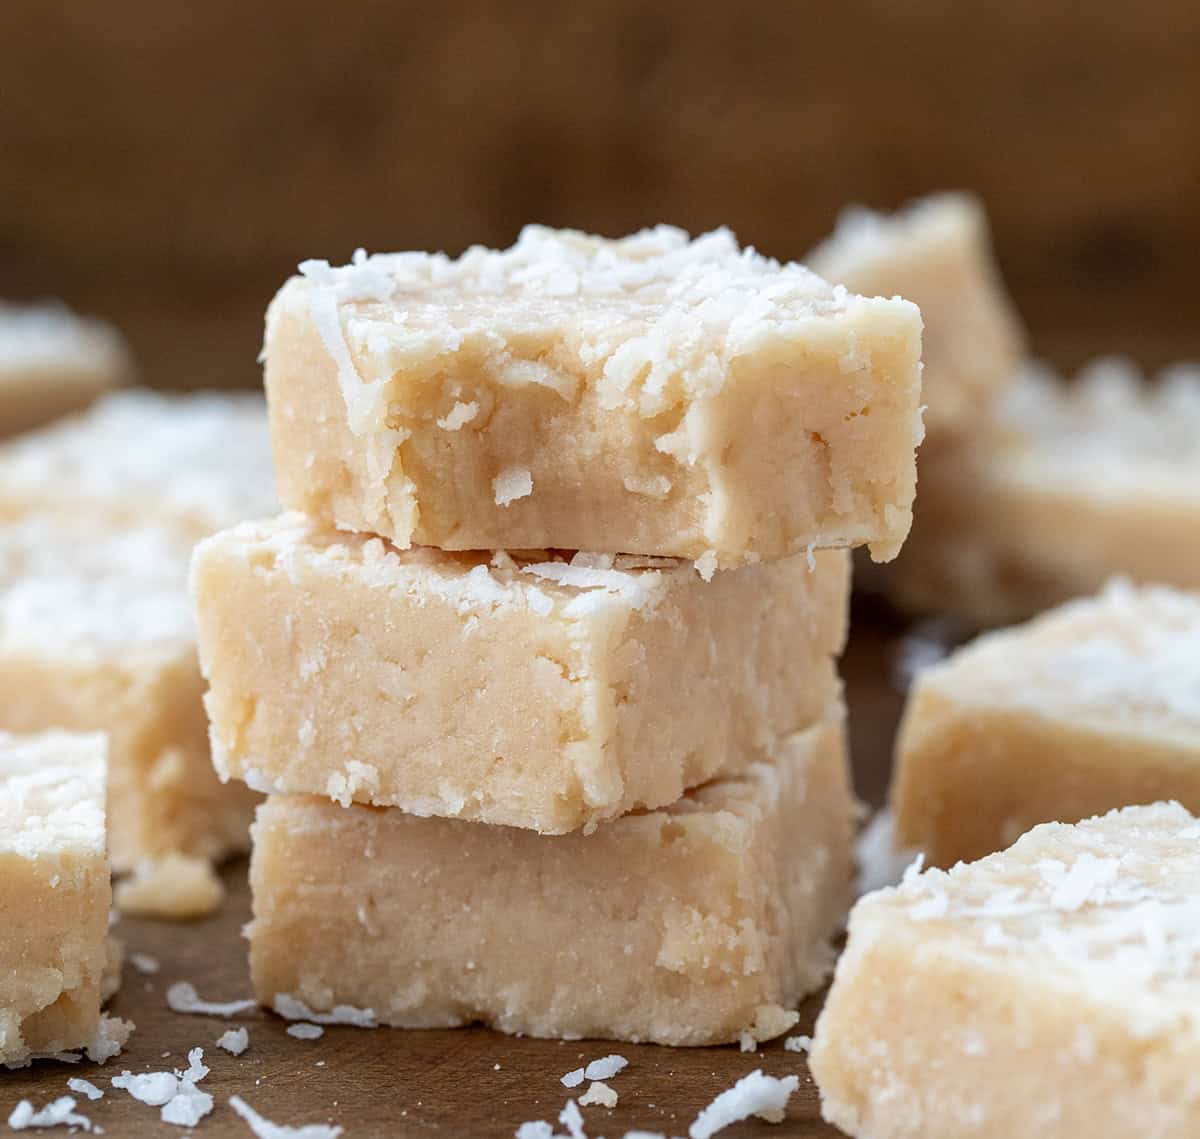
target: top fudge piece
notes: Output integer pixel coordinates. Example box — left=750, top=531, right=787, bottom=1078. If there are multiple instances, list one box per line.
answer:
left=0, top=388, right=276, bottom=543
left=884, top=359, right=1200, bottom=624
left=892, top=581, right=1200, bottom=866
left=811, top=803, right=1200, bottom=1139
left=0, top=302, right=129, bottom=439
left=266, top=225, right=924, bottom=565
left=808, top=193, right=1025, bottom=437
left=1, top=731, right=111, bottom=1066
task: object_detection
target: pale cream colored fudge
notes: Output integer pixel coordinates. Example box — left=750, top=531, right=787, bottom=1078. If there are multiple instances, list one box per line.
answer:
left=808, top=193, right=1024, bottom=437
left=0, top=388, right=275, bottom=543
left=1, top=731, right=111, bottom=1066
left=0, top=513, right=257, bottom=873
left=266, top=225, right=924, bottom=566
left=249, top=715, right=854, bottom=1046
left=0, top=302, right=130, bottom=439
left=193, top=511, right=848, bottom=832
left=884, top=359, right=1200, bottom=625
left=892, top=581, right=1200, bottom=867
left=811, top=803, right=1200, bottom=1139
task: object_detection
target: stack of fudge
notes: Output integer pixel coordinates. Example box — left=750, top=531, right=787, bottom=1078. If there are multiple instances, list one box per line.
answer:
left=191, top=225, right=924, bottom=1045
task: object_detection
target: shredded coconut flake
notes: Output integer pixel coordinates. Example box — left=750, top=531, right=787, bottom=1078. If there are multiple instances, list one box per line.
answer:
left=558, top=1100, right=587, bottom=1139
left=578, top=1082, right=618, bottom=1109
left=783, top=1035, right=812, bottom=1053
left=560, top=1067, right=585, bottom=1089
left=688, top=1070, right=800, bottom=1138
left=66, top=1080, right=103, bottom=1102
left=856, top=809, right=921, bottom=897
left=738, top=1031, right=757, bottom=1053
left=229, top=1095, right=343, bottom=1139
left=216, top=1027, right=249, bottom=1056
left=7, top=1097, right=92, bottom=1132
left=272, top=994, right=377, bottom=1028
left=129, top=953, right=160, bottom=975
left=493, top=466, right=533, bottom=507
left=166, top=981, right=256, bottom=1018
left=286, top=1024, right=325, bottom=1041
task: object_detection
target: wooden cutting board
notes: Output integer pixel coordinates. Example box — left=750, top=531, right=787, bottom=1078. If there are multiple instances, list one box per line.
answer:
left=1, top=614, right=908, bottom=1138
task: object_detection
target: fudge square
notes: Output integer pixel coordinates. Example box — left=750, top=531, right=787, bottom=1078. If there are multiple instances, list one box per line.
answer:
left=249, top=715, right=853, bottom=1047
left=0, top=513, right=257, bottom=873
left=265, top=224, right=924, bottom=567
left=0, top=301, right=129, bottom=439
left=0, top=388, right=275, bottom=543
left=808, top=193, right=1025, bottom=438
left=882, top=359, right=1200, bottom=625
left=811, top=803, right=1200, bottom=1139
left=892, top=582, right=1200, bottom=867
left=1, top=731, right=111, bottom=1066
left=192, top=512, right=848, bottom=833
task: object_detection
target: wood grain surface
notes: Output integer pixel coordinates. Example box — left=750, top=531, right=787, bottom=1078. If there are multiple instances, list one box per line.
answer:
left=0, top=614, right=907, bottom=1139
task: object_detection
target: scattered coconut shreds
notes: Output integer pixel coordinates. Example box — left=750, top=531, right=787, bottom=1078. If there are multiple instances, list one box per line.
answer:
left=272, top=994, right=377, bottom=1028
left=66, top=1079, right=103, bottom=1102
left=783, top=1035, right=812, bottom=1054
left=7, top=1096, right=93, bottom=1132
left=738, top=1031, right=757, bottom=1053
left=562, top=1053, right=627, bottom=1087
left=559, top=1100, right=586, bottom=1139
left=229, top=1095, right=344, bottom=1138
left=130, top=953, right=161, bottom=975
left=514, top=1124, right=554, bottom=1139
left=287, top=1024, right=325, bottom=1041
left=111, top=1048, right=213, bottom=1129
left=167, top=981, right=257, bottom=1018
left=688, top=1070, right=800, bottom=1139
left=217, top=1027, right=250, bottom=1056
left=578, top=1082, right=618, bottom=1109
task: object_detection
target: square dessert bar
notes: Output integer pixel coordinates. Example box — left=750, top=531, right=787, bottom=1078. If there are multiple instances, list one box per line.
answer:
left=883, top=360, right=1200, bottom=625
left=249, top=715, right=854, bottom=1047
left=808, top=193, right=1024, bottom=437
left=0, top=389, right=276, bottom=543
left=192, top=512, right=848, bottom=832
left=0, top=513, right=257, bottom=873
left=1, top=731, right=112, bottom=1066
left=265, top=225, right=923, bottom=566
left=892, top=582, right=1200, bottom=867
left=0, top=302, right=129, bottom=439
left=811, top=803, right=1200, bottom=1139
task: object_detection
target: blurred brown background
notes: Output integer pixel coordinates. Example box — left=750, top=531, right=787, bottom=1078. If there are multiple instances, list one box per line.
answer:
left=2, top=1, right=1197, bottom=391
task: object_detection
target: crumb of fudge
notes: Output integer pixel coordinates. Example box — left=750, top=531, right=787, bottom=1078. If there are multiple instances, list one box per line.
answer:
left=115, top=854, right=224, bottom=919
left=578, top=1081, right=618, bottom=1108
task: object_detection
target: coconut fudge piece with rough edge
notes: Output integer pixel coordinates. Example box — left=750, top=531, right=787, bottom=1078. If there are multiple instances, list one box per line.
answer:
left=811, top=803, right=1200, bottom=1139
left=882, top=359, right=1200, bottom=625
left=1, top=731, right=111, bottom=1066
left=0, top=302, right=130, bottom=439
left=0, top=513, right=257, bottom=874
left=249, top=714, right=854, bottom=1047
left=808, top=193, right=1024, bottom=438
left=192, top=511, right=848, bottom=833
left=0, top=388, right=275, bottom=543
left=265, top=224, right=924, bottom=567
left=891, top=582, right=1200, bottom=868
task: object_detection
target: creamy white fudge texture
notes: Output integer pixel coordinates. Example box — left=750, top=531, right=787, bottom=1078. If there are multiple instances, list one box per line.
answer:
left=0, top=731, right=110, bottom=1066
left=811, top=803, right=1200, bottom=1139
left=193, top=511, right=848, bottom=832
left=249, top=715, right=854, bottom=1047
left=265, top=224, right=923, bottom=566
left=892, top=581, right=1200, bottom=866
